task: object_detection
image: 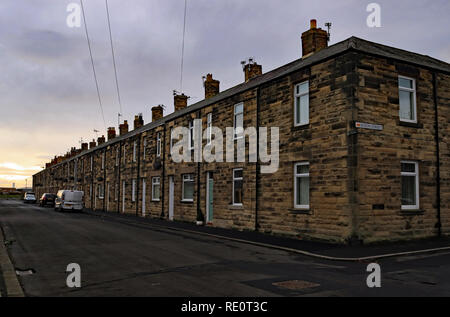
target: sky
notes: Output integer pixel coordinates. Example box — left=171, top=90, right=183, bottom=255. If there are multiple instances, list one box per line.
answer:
left=0, top=0, right=449, bottom=188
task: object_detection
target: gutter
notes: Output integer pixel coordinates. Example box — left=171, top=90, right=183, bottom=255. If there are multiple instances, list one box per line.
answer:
left=255, top=86, right=260, bottom=232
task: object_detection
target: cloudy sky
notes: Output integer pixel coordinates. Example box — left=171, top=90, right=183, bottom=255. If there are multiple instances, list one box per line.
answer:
left=0, top=0, right=449, bottom=188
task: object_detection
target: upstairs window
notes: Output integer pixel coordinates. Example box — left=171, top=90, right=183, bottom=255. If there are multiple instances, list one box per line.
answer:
left=90, top=156, right=93, bottom=171
left=234, top=103, right=244, bottom=139
left=143, top=139, right=147, bottom=160
left=133, top=141, right=137, bottom=162
left=399, top=76, right=417, bottom=123
left=294, top=81, right=309, bottom=126
left=188, top=121, right=194, bottom=150
left=207, top=113, right=212, bottom=145
left=101, top=152, right=105, bottom=170
left=156, top=132, right=161, bottom=157
left=115, top=147, right=119, bottom=166
left=401, top=161, right=419, bottom=210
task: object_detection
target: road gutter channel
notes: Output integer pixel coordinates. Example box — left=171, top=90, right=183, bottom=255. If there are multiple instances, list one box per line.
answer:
left=83, top=210, right=450, bottom=262
left=0, top=225, right=25, bottom=297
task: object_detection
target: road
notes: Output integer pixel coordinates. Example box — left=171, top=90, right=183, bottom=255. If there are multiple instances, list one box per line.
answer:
left=1, top=199, right=450, bottom=297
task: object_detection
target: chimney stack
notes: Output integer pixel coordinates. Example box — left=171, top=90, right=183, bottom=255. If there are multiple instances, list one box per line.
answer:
left=81, top=143, right=88, bottom=151
left=134, top=114, right=144, bottom=130
left=301, top=19, right=328, bottom=58
left=174, top=93, right=189, bottom=111
left=204, top=74, right=220, bottom=99
left=152, top=105, right=164, bottom=122
left=89, top=139, right=96, bottom=149
left=107, top=127, right=116, bottom=141
left=97, top=135, right=105, bottom=145
left=242, top=59, right=262, bottom=82
left=119, top=120, right=129, bottom=135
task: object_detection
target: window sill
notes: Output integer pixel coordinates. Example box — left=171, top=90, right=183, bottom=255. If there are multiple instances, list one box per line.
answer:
left=398, top=121, right=423, bottom=128
left=400, top=209, right=424, bottom=215
left=292, top=123, right=310, bottom=131
left=289, top=208, right=311, bottom=215
left=152, top=199, right=160, bottom=202
left=180, top=199, right=194, bottom=204
left=228, top=204, right=243, bottom=210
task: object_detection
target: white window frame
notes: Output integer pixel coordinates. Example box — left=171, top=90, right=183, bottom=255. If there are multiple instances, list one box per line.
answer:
left=182, top=174, right=194, bottom=202
left=170, top=127, right=173, bottom=152
left=401, top=160, right=419, bottom=210
left=132, top=179, right=136, bottom=202
left=188, top=121, right=194, bottom=150
left=206, top=112, right=212, bottom=145
left=133, top=141, right=137, bottom=162
left=233, top=103, right=244, bottom=140
left=156, top=132, right=161, bottom=157
left=294, top=81, right=309, bottom=126
left=232, top=168, right=243, bottom=205
left=398, top=75, right=417, bottom=123
left=294, top=162, right=310, bottom=209
left=98, top=183, right=104, bottom=199
left=152, top=176, right=161, bottom=201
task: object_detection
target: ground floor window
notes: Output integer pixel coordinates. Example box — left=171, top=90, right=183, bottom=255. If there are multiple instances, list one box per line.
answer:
left=98, top=183, right=104, bottom=199
left=401, top=161, right=419, bottom=210
left=233, top=168, right=243, bottom=205
left=182, top=174, right=194, bottom=201
left=152, top=177, right=160, bottom=201
left=294, top=162, right=309, bottom=209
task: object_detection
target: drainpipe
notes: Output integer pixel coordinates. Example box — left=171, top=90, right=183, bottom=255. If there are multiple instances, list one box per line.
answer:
left=136, top=138, right=141, bottom=216
left=196, top=110, right=204, bottom=223
left=161, top=124, right=166, bottom=218
left=118, top=142, right=122, bottom=214
left=255, top=86, right=260, bottom=232
left=103, top=150, right=106, bottom=212
left=432, top=72, right=442, bottom=237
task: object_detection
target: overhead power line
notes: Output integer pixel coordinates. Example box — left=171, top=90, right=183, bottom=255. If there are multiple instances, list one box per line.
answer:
left=80, top=0, right=107, bottom=131
left=179, top=0, right=188, bottom=92
left=105, top=0, right=123, bottom=116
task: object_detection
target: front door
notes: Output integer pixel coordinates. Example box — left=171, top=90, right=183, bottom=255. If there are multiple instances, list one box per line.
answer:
left=169, top=176, right=174, bottom=220
left=206, top=172, right=213, bottom=223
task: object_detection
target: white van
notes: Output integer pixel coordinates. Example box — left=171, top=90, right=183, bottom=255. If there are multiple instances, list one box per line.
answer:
left=55, top=190, right=84, bottom=212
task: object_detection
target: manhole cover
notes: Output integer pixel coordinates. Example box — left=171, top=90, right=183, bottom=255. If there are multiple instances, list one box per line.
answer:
left=15, top=268, right=35, bottom=276
left=272, top=280, right=320, bottom=290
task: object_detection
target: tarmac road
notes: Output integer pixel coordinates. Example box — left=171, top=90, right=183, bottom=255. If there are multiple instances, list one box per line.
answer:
left=1, top=199, right=450, bottom=297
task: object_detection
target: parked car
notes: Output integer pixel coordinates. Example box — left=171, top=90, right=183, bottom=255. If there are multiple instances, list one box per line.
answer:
left=23, top=192, right=36, bottom=203
left=54, top=190, right=84, bottom=212
left=39, top=193, right=56, bottom=207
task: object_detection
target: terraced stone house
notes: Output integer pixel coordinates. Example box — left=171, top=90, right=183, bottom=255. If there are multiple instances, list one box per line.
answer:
left=33, top=20, right=450, bottom=244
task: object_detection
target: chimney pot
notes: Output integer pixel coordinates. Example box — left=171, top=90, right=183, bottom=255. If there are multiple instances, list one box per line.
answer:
left=174, top=93, right=189, bottom=111
left=204, top=73, right=220, bottom=99
left=119, top=120, right=129, bottom=135
left=134, top=114, right=144, bottom=130
left=107, top=127, right=116, bottom=141
left=151, top=105, right=164, bottom=122
left=301, top=18, right=328, bottom=58
left=89, top=139, right=96, bottom=149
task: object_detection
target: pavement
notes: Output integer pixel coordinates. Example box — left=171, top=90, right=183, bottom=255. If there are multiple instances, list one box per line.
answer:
left=1, top=199, right=450, bottom=297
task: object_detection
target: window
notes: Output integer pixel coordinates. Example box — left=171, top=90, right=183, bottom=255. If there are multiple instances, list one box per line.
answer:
left=143, top=139, right=147, bottom=160
left=115, top=147, right=119, bottom=166
left=152, top=177, right=160, bottom=201
left=188, top=121, right=194, bottom=150
left=207, top=113, right=212, bottom=145
left=169, top=127, right=173, bottom=152
left=90, top=156, right=93, bottom=171
left=123, top=144, right=127, bottom=164
left=132, top=179, right=136, bottom=202
left=133, top=141, right=137, bottom=162
left=156, top=132, right=161, bottom=157
left=98, top=183, right=104, bottom=199
left=401, top=161, right=419, bottom=210
left=182, top=174, right=194, bottom=201
left=294, top=81, right=309, bottom=126
left=234, top=103, right=244, bottom=139
left=294, top=162, right=310, bottom=209
left=101, top=152, right=105, bottom=170
left=398, top=76, right=417, bottom=123
left=232, top=168, right=243, bottom=205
